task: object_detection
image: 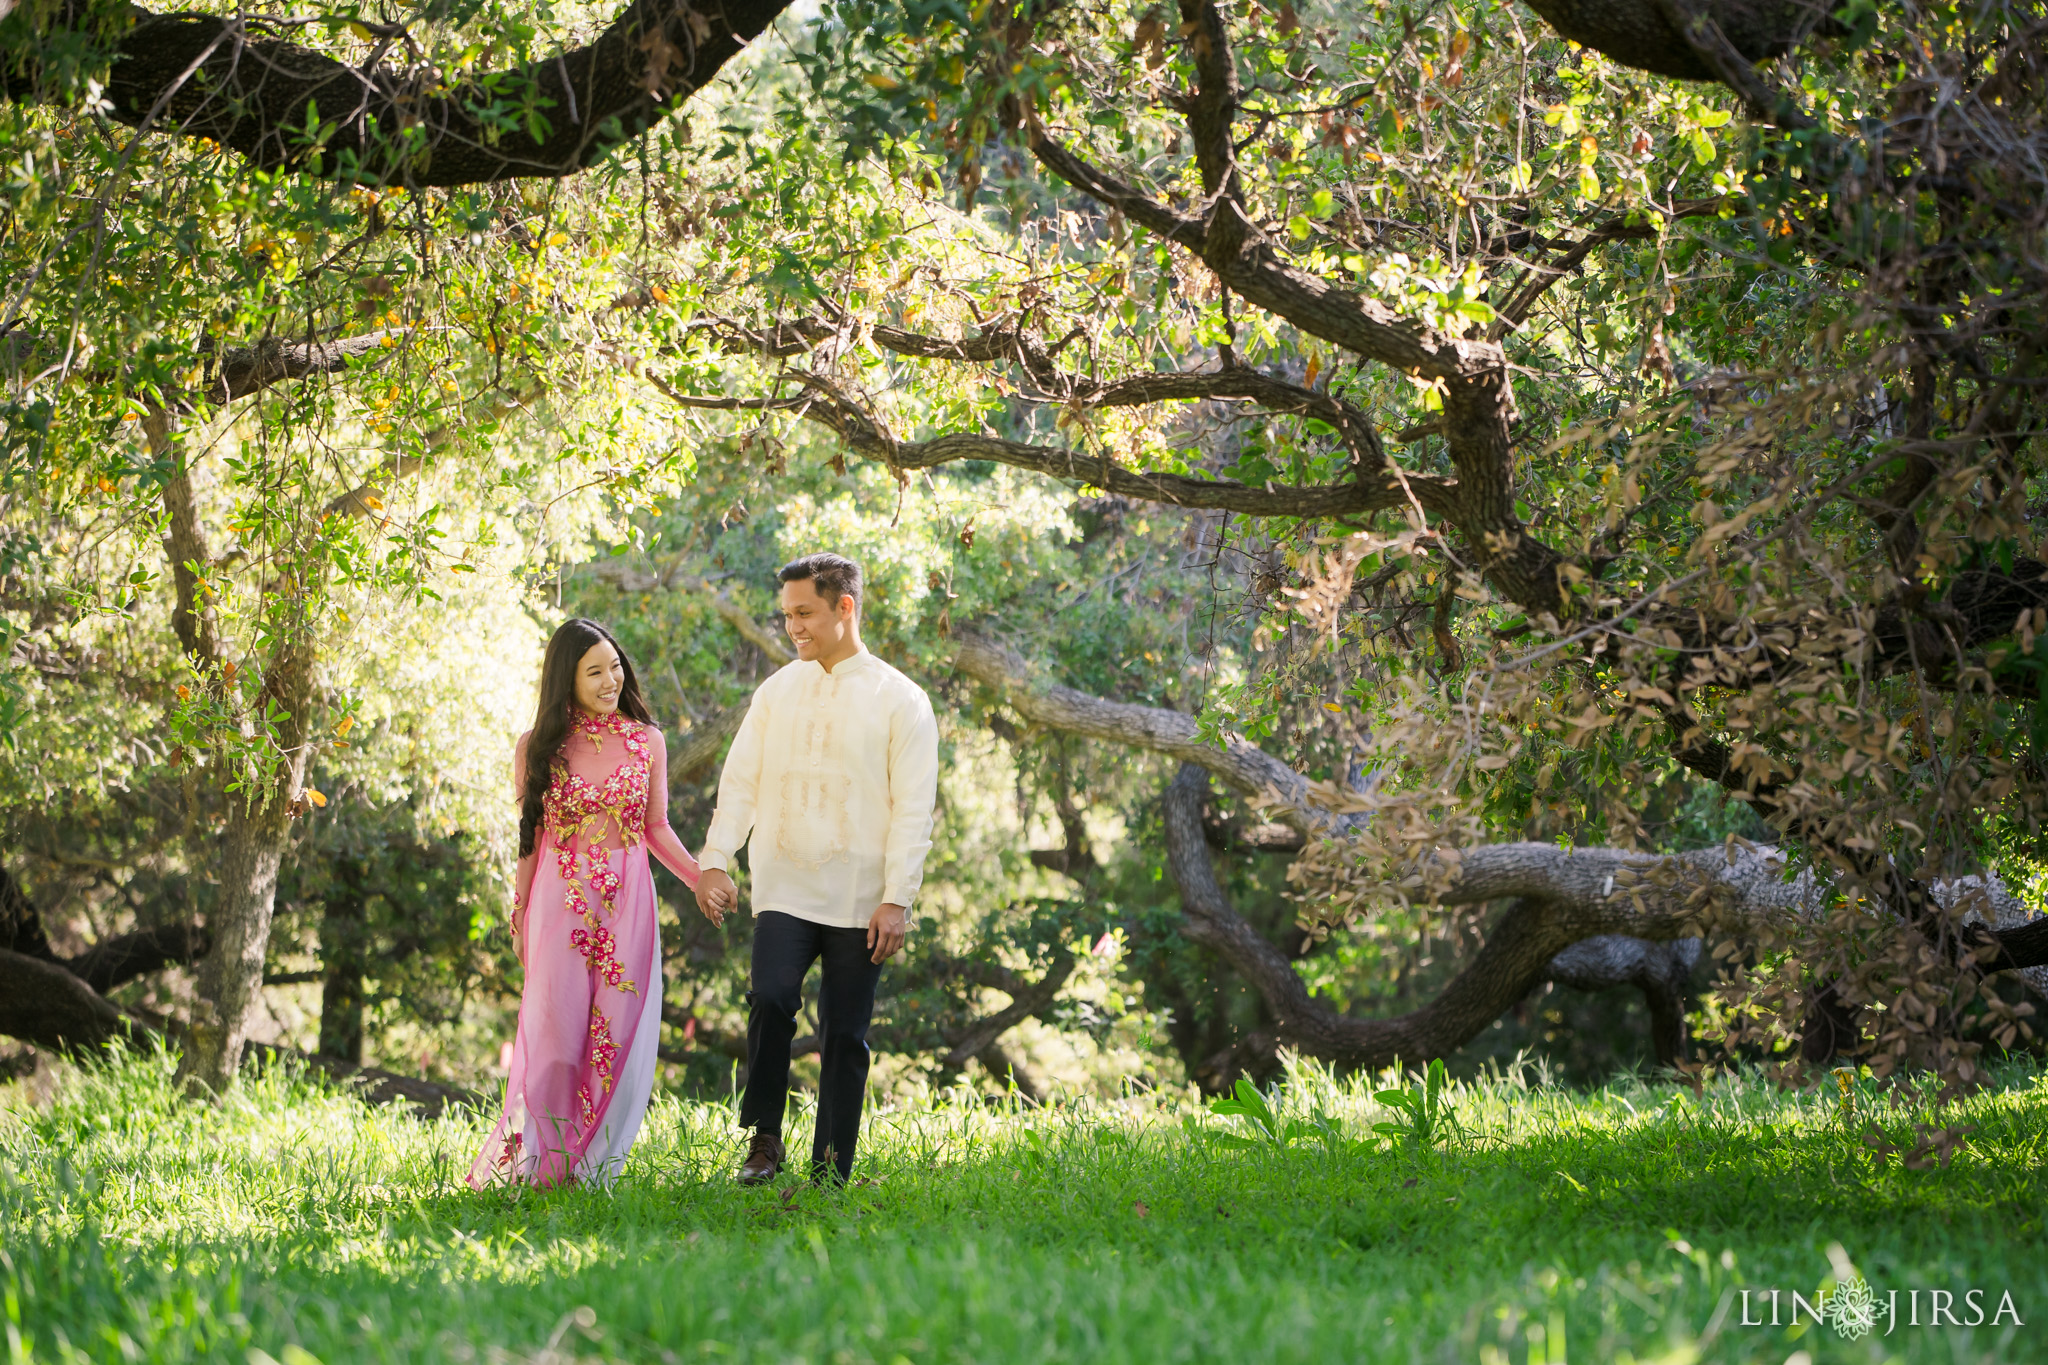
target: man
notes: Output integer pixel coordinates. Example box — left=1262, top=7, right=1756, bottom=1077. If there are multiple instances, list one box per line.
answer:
left=694, top=552, right=939, bottom=1185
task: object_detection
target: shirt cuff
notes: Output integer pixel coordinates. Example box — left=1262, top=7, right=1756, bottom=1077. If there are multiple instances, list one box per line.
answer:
left=699, top=850, right=732, bottom=874
left=882, top=888, right=918, bottom=912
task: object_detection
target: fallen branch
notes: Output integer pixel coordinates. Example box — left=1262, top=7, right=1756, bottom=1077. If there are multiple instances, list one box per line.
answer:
left=1162, top=764, right=1732, bottom=1068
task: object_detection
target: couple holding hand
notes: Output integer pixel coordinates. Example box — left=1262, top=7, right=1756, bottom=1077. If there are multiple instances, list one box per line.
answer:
left=467, top=552, right=939, bottom=1190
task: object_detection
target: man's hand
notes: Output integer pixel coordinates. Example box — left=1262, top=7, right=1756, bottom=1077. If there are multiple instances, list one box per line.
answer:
left=867, top=903, right=908, bottom=964
left=695, top=868, right=737, bottom=926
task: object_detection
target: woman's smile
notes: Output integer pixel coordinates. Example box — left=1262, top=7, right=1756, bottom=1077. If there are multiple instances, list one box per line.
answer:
left=574, top=640, right=626, bottom=714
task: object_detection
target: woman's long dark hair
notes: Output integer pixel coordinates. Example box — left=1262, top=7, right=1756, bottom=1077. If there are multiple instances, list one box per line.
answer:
left=520, top=618, right=654, bottom=857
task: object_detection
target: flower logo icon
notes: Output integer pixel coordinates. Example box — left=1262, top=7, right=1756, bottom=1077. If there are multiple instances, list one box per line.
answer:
left=1829, top=1276, right=1878, bottom=1339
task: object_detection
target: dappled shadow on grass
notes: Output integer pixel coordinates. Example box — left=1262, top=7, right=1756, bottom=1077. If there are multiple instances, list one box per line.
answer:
left=4, top=1053, right=2045, bottom=1363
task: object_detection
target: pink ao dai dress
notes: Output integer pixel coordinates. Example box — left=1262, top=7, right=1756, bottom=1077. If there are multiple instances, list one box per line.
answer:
left=468, top=710, right=700, bottom=1189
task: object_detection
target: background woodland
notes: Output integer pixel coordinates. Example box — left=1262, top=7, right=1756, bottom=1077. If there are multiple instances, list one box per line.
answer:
left=3, top=0, right=2046, bottom=1108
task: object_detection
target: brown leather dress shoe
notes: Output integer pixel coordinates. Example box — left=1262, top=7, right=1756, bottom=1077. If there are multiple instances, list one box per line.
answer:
left=736, top=1130, right=785, bottom=1185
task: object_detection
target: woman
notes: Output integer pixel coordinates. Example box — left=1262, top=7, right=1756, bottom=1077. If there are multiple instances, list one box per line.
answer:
left=469, top=619, right=706, bottom=1189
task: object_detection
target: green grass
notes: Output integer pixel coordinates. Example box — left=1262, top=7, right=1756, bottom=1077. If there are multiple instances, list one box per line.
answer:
left=3, top=1051, right=2044, bottom=1364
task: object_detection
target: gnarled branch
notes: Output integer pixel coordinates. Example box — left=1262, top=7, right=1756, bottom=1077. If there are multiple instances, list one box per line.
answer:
left=7, top=0, right=791, bottom=186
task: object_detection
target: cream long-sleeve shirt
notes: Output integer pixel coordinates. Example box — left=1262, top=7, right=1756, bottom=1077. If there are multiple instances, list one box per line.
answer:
left=700, top=649, right=940, bottom=928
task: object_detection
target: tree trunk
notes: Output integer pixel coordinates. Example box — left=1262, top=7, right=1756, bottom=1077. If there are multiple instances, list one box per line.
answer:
left=1164, top=763, right=1572, bottom=1069
left=178, top=787, right=301, bottom=1093
left=317, top=862, right=366, bottom=1065
left=1799, top=981, right=1862, bottom=1065
left=0, top=864, right=53, bottom=958
left=149, top=407, right=321, bottom=1097
left=975, top=1041, right=1046, bottom=1103
left=1160, top=764, right=1738, bottom=1072
left=1545, top=934, right=1702, bottom=1065
left=175, top=646, right=314, bottom=1097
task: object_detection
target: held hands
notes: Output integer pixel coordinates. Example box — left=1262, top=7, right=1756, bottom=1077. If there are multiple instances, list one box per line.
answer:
left=693, top=871, right=899, bottom=957
left=695, top=868, right=738, bottom=926
left=867, top=904, right=908, bottom=964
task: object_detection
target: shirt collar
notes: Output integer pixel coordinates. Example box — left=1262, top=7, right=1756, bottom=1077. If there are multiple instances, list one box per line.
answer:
left=810, top=647, right=872, bottom=677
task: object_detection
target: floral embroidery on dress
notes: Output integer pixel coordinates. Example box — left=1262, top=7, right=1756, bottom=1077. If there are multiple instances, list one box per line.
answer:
left=578, top=1006, right=621, bottom=1130
left=543, top=710, right=652, bottom=997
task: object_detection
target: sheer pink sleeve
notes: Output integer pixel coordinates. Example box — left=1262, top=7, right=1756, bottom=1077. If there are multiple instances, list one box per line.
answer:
left=512, top=731, right=538, bottom=913
left=643, top=729, right=701, bottom=889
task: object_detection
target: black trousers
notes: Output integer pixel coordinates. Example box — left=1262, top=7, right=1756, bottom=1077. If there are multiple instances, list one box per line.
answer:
left=738, top=911, right=885, bottom=1181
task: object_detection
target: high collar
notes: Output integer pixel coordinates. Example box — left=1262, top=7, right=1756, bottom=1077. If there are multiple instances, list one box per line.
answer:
left=803, top=646, right=871, bottom=677
left=571, top=707, right=635, bottom=741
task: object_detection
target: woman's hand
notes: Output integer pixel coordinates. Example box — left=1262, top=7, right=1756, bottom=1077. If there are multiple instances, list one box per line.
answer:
left=695, top=868, right=737, bottom=926
left=511, top=905, right=528, bottom=967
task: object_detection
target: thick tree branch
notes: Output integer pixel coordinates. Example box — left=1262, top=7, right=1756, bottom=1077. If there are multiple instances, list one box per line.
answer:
left=1019, top=20, right=1572, bottom=616
left=0, top=944, right=482, bottom=1113
left=204, top=331, right=404, bottom=405
left=575, top=561, right=794, bottom=662
left=1176, top=0, right=1250, bottom=263
left=1162, top=764, right=1718, bottom=1069
left=950, top=631, right=1355, bottom=834
left=670, top=700, right=751, bottom=779
left=973, top=1039, right=1044, bottom=1101
left=661, top=361, right=1450, bottom=520
left=1647, top=0, right=1819, bottom=128
left=66, top=921, right=212, bottom=993
left=7, top=0, right=792, bottom=186
left=1026, top=121, right=1479, bottom=384
left=150, top=412, right=220, bottom=664
left=0, top=946, right=143, bottom=1052
left=1520, top=0, right=1826, bottom=86
left=937, top=948, right=1075, bottom=1071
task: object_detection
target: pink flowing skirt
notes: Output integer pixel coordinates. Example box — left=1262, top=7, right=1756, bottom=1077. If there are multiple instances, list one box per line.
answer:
left=469, top=833, right=663, bottom=1189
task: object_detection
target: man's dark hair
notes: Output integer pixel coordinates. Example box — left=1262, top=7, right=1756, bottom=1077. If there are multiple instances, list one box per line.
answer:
left=778, top=552, right=864, bottom=615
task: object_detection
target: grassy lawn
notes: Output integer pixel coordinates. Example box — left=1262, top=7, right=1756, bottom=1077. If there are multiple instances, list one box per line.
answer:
left=2, top=1052, right=2043, bottom=1364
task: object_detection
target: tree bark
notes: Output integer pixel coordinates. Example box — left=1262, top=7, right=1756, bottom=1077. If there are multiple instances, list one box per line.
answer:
left=951, top=632, right=1364, bottom=837
left=1, top=0, right=1829, bottom=188
left=0, top=942, right=478, bottom=1114
left=1520, top=1, right=1827, bottom=83
left=949, top=631, right=1737, bottom=1008
left=154, top=421, right=219, bottom=662
left=317, top=859, right=366, bottom=1065
left=1545, top=934, right=1702, bottom=1065
left=0, top=863, right=52, bottom=958
left=1155, top=764, right=1852, bottom=1070
left=145, top=400, right=327, bottom=1097
left=66, top=922, right=212, bottom=994
left=176, top=643, right=315, bottom=1097
left=2, top=857, right=212, bottom=996
left=0, top=947, right=141, bottom=1052
left=1163, top=763, right=1586, bottom=1069
left=975, top=1040, right=1046, bottom=1103
left=6, top=0, right=793, bottom=186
